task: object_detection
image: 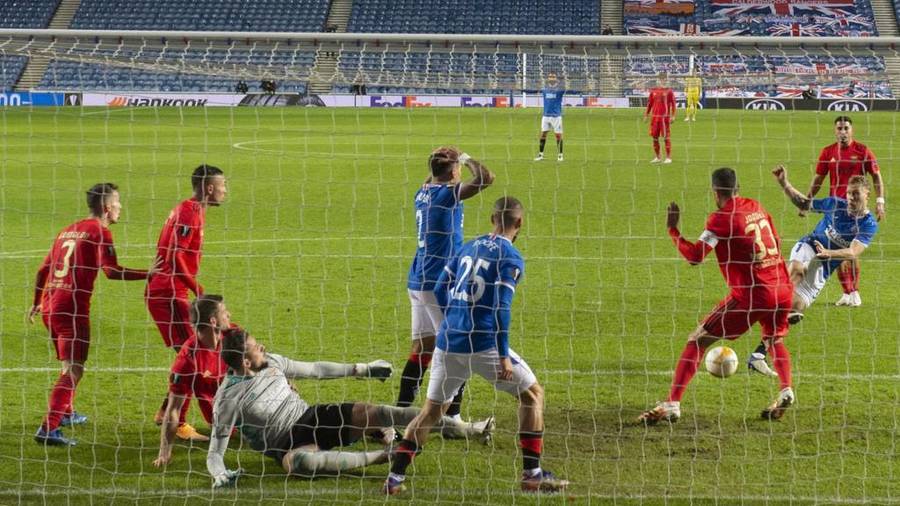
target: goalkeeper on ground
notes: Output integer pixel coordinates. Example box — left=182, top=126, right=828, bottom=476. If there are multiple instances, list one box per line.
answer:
left=206, top=328, right=494, bottom=487
left=684, top=70, right=702, bottom=122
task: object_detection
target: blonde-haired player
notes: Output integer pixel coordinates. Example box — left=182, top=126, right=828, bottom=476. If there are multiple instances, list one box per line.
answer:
left=684, top=70, right=702, bottom=122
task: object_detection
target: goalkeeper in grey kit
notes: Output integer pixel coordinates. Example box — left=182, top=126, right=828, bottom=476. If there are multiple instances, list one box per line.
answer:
left=207, top=328, right=494, bottom=487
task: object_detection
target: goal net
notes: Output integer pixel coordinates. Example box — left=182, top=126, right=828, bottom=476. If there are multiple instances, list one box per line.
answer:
left=1, top=29, right=899, bottom=504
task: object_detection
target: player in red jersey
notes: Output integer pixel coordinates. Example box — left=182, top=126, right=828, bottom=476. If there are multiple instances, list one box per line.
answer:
left=804, top=116, right=884, bottom=307
left=638, top=168, right=796, bottom=424
left=146, top=165, right=227, bottom=441
left=644, top=72, right=676, bottom=164
left=30, top=183, right=157, bottom=446
left=153, top=295, right=231, bottom=465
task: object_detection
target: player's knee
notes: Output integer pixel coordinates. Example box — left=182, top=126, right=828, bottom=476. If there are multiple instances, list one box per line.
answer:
left=64, top=361, right=85, bottom=381
left=519, top=382, right=544, bottom=407
left=282, top=445, right=318, bottom=474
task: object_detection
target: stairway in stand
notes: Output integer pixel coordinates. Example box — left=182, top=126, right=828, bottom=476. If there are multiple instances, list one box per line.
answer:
left=14, top=0, right=82, bottom=91
left=308, top=0, right=353, bottom=95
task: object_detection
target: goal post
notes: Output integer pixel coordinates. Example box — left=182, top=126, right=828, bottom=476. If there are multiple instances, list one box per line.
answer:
left=2, top=29, right=898, bottom=99
left=1, top=27, right=899, bottom=505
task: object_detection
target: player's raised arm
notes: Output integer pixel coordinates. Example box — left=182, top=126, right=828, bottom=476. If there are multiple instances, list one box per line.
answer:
left=456, top=154, right=495, bottom=201
left=665, top=202, right=713, bottom=265
left=772, top=165, right=812, bottom=211
left=267, top=353, right=393, bottom=382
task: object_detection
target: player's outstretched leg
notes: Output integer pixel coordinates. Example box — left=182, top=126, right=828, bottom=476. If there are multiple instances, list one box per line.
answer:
left=748, top=341, right=777, bottom=377
left=535, top=132, right=548, bottom=161
left=383, top=400, right=446, bottom=495
left=517, top=382, right=568, bottom=493
left=444, top=382, right=466, bottom=421
left=639, top=328, right=717, bottom=425
left=761, top=337, right=795, bottom=420
left=836, top=260, right=861, bottom=307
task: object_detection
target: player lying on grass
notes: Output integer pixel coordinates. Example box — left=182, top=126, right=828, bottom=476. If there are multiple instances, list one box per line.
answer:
left=638, top=168, right=795, bottom=425
left=31, top=183, right=159, bottom=446
left=748, top=168, right=878, bottom=376
left=385, top=197, right=568, bottom=495
left=206, top=328, right=494, bottom=488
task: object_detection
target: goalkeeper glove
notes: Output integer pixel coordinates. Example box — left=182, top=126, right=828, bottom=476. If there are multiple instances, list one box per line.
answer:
left=355, top=360, right=393, bottom=381
left=212, top=469, right=242, bottom=489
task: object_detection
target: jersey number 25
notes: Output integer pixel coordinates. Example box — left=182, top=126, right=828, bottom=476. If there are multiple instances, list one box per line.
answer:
left=450, top=256, right=490, bottom=302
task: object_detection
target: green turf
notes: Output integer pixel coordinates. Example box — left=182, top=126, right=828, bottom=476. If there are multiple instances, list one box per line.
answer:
left=0, top=106, right=897, bottom=505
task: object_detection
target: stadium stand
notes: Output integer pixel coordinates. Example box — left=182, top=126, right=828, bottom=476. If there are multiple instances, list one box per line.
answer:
left=70, top=0, right=329, bottom=32
left=0, top=0, right=60, bottom=29
left=624, top=0, right=878, bottom=37
left=347, top=0, right=600, bottom=34
left=1, top=55, right=28, bottom=91
left=895, top=0, right=900, bottom=28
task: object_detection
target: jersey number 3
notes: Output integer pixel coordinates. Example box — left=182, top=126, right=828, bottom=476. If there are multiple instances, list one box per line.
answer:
left=745, top=219, right=779, bottom=261
left=53, top=239, right=77, bottom=278
left=450, top=256, right=490, bottom=302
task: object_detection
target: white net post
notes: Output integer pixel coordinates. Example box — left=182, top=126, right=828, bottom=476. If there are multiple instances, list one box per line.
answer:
left=1, top=28, right=899, bottom=504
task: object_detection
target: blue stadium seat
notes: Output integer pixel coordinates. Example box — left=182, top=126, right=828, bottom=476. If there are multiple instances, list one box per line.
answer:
left=347, top=0, right=600, bottom=35
left=70, top=0, right=329, bottom=32
left=0, top=55, right=28, bottom=90
left=0, top=0, right=60, bottom=28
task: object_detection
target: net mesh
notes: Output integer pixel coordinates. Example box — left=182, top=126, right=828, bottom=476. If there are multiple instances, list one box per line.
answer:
left=0, top=30, right=898, bottom=505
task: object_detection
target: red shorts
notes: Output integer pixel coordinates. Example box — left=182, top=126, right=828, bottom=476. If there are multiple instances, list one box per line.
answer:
left=702, top=288, right=792, bottom=340
left=649, top=118, right=671, bottom=138
left=146, top=293, right=194, bottom=348
left=43, top=312, right=91, bottom=362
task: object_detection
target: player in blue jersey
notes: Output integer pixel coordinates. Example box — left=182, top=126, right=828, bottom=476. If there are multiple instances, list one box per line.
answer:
left=534, top=72, right=566, bottom=162
left=384, top=197, right=568, bottom=495
left=398, top=146, right=494, bottom=421
left=748, top=166, right=878, bottom=376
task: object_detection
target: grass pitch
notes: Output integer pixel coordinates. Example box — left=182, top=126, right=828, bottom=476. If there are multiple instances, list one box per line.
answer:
left=0, top=106, right=898, bottom=505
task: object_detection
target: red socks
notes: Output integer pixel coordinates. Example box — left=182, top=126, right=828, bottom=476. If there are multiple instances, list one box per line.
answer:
left=838, top=261, right=859, bottom=294
left=519, top=431, right=544, bottom=471
left=769, top=341, right=793, bottom=390
left=668, top=342, right=706, bottom=402
left=43, top=372, right=78, bottom=431
left=653, top=139, right=661, bottom=157
left=665, top=138, right=672, bottom=157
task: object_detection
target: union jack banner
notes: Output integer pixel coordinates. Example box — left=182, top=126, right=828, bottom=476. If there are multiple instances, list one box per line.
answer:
left=626, top=23, right=699, bottom=35
left=710, top=0, right=855, bottom=17
left=767, top=22, right=828, bottom=36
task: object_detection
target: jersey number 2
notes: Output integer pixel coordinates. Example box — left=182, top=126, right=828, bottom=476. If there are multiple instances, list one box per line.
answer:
left=450, top=256, right=490, bottom=302
left=745, top=219, right=779, bottom=261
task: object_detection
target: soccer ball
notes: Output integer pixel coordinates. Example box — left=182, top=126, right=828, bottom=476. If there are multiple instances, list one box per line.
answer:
left=704, top=346, right=739, bottom=378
